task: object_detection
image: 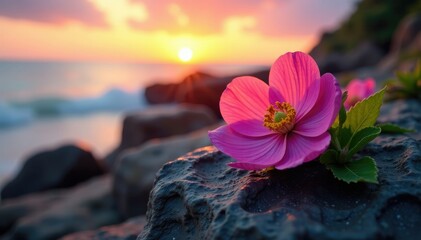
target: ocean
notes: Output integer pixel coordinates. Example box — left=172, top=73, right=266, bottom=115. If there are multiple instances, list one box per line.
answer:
left=0, top=60, right=265, bottom=185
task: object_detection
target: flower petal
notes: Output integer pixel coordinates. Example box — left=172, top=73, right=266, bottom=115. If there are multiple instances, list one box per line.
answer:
left=269, top=52, right=320, bottom=119
left=220, top=76, right=271, bottom=136
left=268, top=86, right=286, bottom=104
left=293, top=73, right=341, bottom=137
left=209, top=125, right=286, bottom=170
left=344, top=78, right=376, bottom=109
left=364, top=78, right=376, bottom=97
left=344, top=79, right=364, bottom=109
left=275, top=132, right=330, bottom=170
left=229, top=119, right=273, bottom=137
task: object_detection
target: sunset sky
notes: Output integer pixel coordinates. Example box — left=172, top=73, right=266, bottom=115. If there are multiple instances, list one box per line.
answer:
left=0, top=0, right=359, bottom=64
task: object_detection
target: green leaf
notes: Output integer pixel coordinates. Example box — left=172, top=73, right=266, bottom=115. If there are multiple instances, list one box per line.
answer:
left=338, top=127, right=353, bottom=148
left=332, top=91, right=348, bottom=129
left=319, top=149, right=339, bottom=165
left=348, top=126, right=381, bottom=156
left=378, top=123, right=415, bottom=134
left=343, top=87, right=386, bottom=133
left=323, top=156, right=378, bottom=184
left=339, top=91, right=348, bottom=128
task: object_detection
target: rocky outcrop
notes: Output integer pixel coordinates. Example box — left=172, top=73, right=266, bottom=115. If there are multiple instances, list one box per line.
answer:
left=1, top=176, right=120, bottom=240
left=309, top=0, right=421, bottom=74
left=140, top=133, right=421, bottom=239
left=105, top=104, right=217, bottom=168
left=59, top=216, right=146, bottom=240
left=144, top=72, right=215, bottom=104
left=1, top=144, right=104, bottom=200
left=311, top=41, right=384, bottom=73
left=144, top=70, right=269, bottom=117
left=113, top=124, right=221, bottom=218
left=389, top=14, right=421, bottom=55
left=378, top=14, right=421, bottom=72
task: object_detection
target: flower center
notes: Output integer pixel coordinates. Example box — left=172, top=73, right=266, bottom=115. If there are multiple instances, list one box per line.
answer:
left=263, top=101, right=296, bottom=134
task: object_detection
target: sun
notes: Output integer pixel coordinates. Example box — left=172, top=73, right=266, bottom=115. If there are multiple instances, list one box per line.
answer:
left=178, top=47, right=193, bottom=62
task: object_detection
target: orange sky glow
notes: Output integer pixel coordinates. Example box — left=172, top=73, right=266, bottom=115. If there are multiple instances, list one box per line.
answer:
left=0, top=0, right=358, bottom=64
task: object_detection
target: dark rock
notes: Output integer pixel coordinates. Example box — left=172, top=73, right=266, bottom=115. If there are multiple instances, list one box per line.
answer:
left=140, top=135, right=421, bottom=240
left=311, top=41, right=384, bottom=73
left=59, top=216, right=146, bottom=240
left=173, top=70, right=269, bottom=117
left=113, top=123, right=221, bottom=218
left=1, top=144, right=105, bottom=200
left=4, top=175, right=120, bottom=240
left=143, top=82, right=179, bottom=105
left=0, top=190, right=65, bottom=235
left=144, top=72, right=215, bottom=104
left=105, top=104, right=217, bottom=168
left=144, top=70, right=269, bottom=117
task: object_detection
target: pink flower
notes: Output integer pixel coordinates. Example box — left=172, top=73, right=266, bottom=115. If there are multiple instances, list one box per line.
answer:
left=208, top=52, right=341, bottom=170
left=344, top=78, right=375, bottom=110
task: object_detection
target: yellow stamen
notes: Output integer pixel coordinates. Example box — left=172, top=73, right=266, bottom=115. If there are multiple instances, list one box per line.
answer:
left=263, top=101, right=296, bottom=134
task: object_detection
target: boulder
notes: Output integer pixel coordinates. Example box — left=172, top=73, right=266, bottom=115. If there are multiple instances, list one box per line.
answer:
left=1, top=144, right=105, bottom=200
left=4, top=175, right=120, bottom=240
left=140, top=135, right=421, bottom=238
left=143, top=82, right=179, bottom=105
left=0, top=190, right=65, bottom=235
left=144, top=70, right=269, bottom=117
left=113, top=123, right=221, bottom=218
left=144, top=72, right=214, bottom=104
left=59, top=216, right=146, bottom=240
left=173, top=70, right=269, bottom=117
left=105, top=104, right=217, bottom=168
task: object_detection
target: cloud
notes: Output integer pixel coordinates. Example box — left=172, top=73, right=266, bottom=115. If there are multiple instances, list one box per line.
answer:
left=255, top=0, right=360, bottom=36
left=128, top=0, right=358, bottom=36
left=129, top=0, right=261, bottom=35
left=0, top=0, right=107, bottom=27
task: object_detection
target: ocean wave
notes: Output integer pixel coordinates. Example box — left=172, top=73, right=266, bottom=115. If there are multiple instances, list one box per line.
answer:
left=58, top=88, right=145, bottom=114
left=0, top=102, right=34, bottom=127
left=1, top=88, right=145, bottom=128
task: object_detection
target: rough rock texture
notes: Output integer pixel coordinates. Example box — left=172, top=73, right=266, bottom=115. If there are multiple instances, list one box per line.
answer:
left=1, top=144, right=104, bottom=200
left=113, top=124, right=221, bottom=218
left=144, top=70, right=269, bottom=117
left=2, top=176, right=120, bottom=240
left=140, top=134, right=421, bottom=240
left=59, top=216, right=146, bottom=240
left=105, top=104, right=217, bottom=168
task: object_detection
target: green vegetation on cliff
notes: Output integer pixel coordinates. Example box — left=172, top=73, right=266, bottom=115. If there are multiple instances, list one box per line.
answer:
left=321, top=0, right=421, bottom=53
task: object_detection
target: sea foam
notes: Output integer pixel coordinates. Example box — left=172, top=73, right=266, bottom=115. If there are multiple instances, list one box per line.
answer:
left=1, top=88, right=145, bottom=128
left=0, top=102, right=34, bottom=127
left=58, top=88, right=145, bottom=114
